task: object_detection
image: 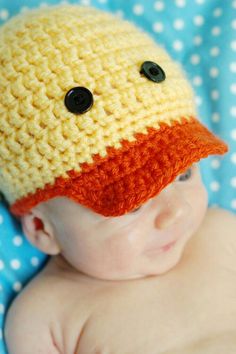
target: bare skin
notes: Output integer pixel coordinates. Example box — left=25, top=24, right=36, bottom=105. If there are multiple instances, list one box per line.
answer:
left=4, top=166, right=236, bottom=353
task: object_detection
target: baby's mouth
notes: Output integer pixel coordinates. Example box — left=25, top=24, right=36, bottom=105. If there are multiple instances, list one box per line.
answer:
left=144, top=239, right=179, bottom=256
left=144, top=224, right=190, bottom=255
left=160, top=240, right=177, bottom=252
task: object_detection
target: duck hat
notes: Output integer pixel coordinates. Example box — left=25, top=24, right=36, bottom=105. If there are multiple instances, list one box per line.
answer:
left=0, top=4, right=228, bottom=217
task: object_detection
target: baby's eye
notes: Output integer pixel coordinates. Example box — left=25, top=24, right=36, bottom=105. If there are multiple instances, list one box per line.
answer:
left=175, top=168, right=192, bottom=182
left=130, top=206, right=142, bottom=214
left=128, top=205, right=142, bottom=214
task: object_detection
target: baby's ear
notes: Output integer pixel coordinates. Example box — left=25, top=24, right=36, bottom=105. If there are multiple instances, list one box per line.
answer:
left=20, top=209, right=61, bottom=255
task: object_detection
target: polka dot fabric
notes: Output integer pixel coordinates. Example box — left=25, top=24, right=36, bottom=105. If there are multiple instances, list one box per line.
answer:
left=0, top=0, right=235, bottom=352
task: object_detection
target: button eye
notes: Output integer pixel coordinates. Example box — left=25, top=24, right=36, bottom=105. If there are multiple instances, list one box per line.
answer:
left=140, top=61, right=166, bottom=83
left=64, top=87, right=93, bottom=114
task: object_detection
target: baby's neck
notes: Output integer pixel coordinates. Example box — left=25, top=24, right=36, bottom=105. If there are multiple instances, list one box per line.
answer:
left=46, top=255, right=93, bottom=281
left=45, top=254, right=156, bottom=286
left=46, top=255, right=123, bottom=285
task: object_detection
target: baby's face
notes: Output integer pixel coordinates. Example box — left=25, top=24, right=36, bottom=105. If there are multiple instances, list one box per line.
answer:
left=40, top=163, right=208, bottom=280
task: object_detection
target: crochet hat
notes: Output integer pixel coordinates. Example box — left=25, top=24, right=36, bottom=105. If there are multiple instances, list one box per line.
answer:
left=0, top=4, right=228, bottom=217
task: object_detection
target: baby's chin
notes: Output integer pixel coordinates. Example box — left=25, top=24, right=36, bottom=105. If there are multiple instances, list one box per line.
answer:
left=136, top=236, right=190, bottom=278
left=88, top=253, right=184, bottom=281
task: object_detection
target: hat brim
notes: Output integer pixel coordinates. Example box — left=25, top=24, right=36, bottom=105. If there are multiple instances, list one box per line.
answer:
left=11, top=116, right=228, bottom=217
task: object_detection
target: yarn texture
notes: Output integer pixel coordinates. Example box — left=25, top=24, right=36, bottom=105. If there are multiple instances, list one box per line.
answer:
left=0, top=4, right=228, bottom=217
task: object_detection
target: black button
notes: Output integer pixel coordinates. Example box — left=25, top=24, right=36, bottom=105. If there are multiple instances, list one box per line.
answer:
left=140, top=61, right=166, bottom=83
left=64, top=87, right=93, bottom=114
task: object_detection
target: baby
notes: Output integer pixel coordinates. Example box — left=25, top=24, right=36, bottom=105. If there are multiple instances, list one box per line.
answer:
left=1, top=4, right=236, bottom=354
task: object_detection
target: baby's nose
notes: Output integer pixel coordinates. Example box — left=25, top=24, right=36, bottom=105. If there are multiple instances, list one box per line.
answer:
left=152, top=184, right=191, bottom=230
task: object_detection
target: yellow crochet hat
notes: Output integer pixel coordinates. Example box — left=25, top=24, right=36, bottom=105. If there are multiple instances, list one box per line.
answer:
left=0, top=4, right=228, bottom=217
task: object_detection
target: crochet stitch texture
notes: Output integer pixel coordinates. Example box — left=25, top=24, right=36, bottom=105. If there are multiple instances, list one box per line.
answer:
left=0, top=5, right=228, bottom=216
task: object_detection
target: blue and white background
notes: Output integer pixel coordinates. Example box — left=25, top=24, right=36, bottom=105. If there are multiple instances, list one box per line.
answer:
left=0, top=0, right=235, bottom=352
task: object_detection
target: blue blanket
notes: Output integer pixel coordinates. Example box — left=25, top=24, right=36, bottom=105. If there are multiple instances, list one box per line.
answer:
left=0, top=0, right=235, bottom=352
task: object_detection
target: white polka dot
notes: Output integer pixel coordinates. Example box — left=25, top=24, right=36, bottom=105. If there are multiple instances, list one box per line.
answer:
left=211, top=26, right=221, bottom=36
left=233, top=0, right=236, bottom=9
left=13, top=235, right=23, bottom=246
left=212, top=112, right=220, bottom=122
left=230, top=106, right=236, bottom=117
left=0, top=9, right=9, bottom=20
left=133, top=4, right=144, bottom=15
left=193, top=35, right=203, bottom=46
left=39, top=2, right=49, bottom=7
left=231, top=199, right=236, bottom=209
left=231, top=41, right=236, bottom=51
left=190, top=54, right=201, bottom=65
left=210, top=181, right=220, bottom=192
left=195, top=96, right=202, bottom=106
left=0, top=260, right=4, bottom=270
left=10, top=259, right=21, bottom=270
left=20, top=6, right=30, bottom=13
left=213, top=8, right=222, bottom=17
left=211, top=90, right=220, bottom=100
left=211, top=159, right=220, bottom=169
left=0, top=304, right=4, bottom=314
left=193, top=15, right=205, bottom=26
left=175, top=0, right=186, bottom=7
left=13, top=282, right=22, bottom=292
left=31, top=257, right=39, bottom=267
left=230, top=62, right=236, bottom=73
left=173, top=19, right=185, bottom=30
left=231, top=19, right=236, bottom=30
left=0, top=214, right=3, bottom=225
left=154, top=1, right=165, bottom=11
left=231, top=129, right=236, bottom=140
left=80, top=0, right=91, bottom=5
left=230, top=83, right=236, bottom=94
left=153, top=22, right=164, bottom=33
left=231, top=153, right=236, bottom=164
left=209, top=67, right=219, bottom=78
left=115, top=10, right=124, bottom=19
left=210, top=46, right=220, bottom=56
left=230, top=177, right=236, bottom=188
left=193, top=76, right=203, bottom=86
left=173, top=40, right=184, bottom=51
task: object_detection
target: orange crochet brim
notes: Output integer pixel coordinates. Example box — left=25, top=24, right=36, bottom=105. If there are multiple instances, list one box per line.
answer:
left=10, top=116, right=228, bottom=217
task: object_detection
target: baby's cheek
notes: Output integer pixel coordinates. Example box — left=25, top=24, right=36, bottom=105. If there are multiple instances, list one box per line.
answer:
left=190, top=185, right=208, bottom=233
left=196, top=185, right=208, bottom=214
left=103, top=235, right=139, bottom=271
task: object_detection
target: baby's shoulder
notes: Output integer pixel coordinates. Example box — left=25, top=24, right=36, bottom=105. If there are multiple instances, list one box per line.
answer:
left=189, top=206, right=236, bottom=268
left=204, top=206, right=236, bottom=243
left=183, top=206, right=236, bottom=267
left=5, top=273, right=57, bottom=324
left=205, top=206, right=236, bottom=225
left=5, top=271, right=89, bottom=353
left=4, top=275, right=60, bottom=353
